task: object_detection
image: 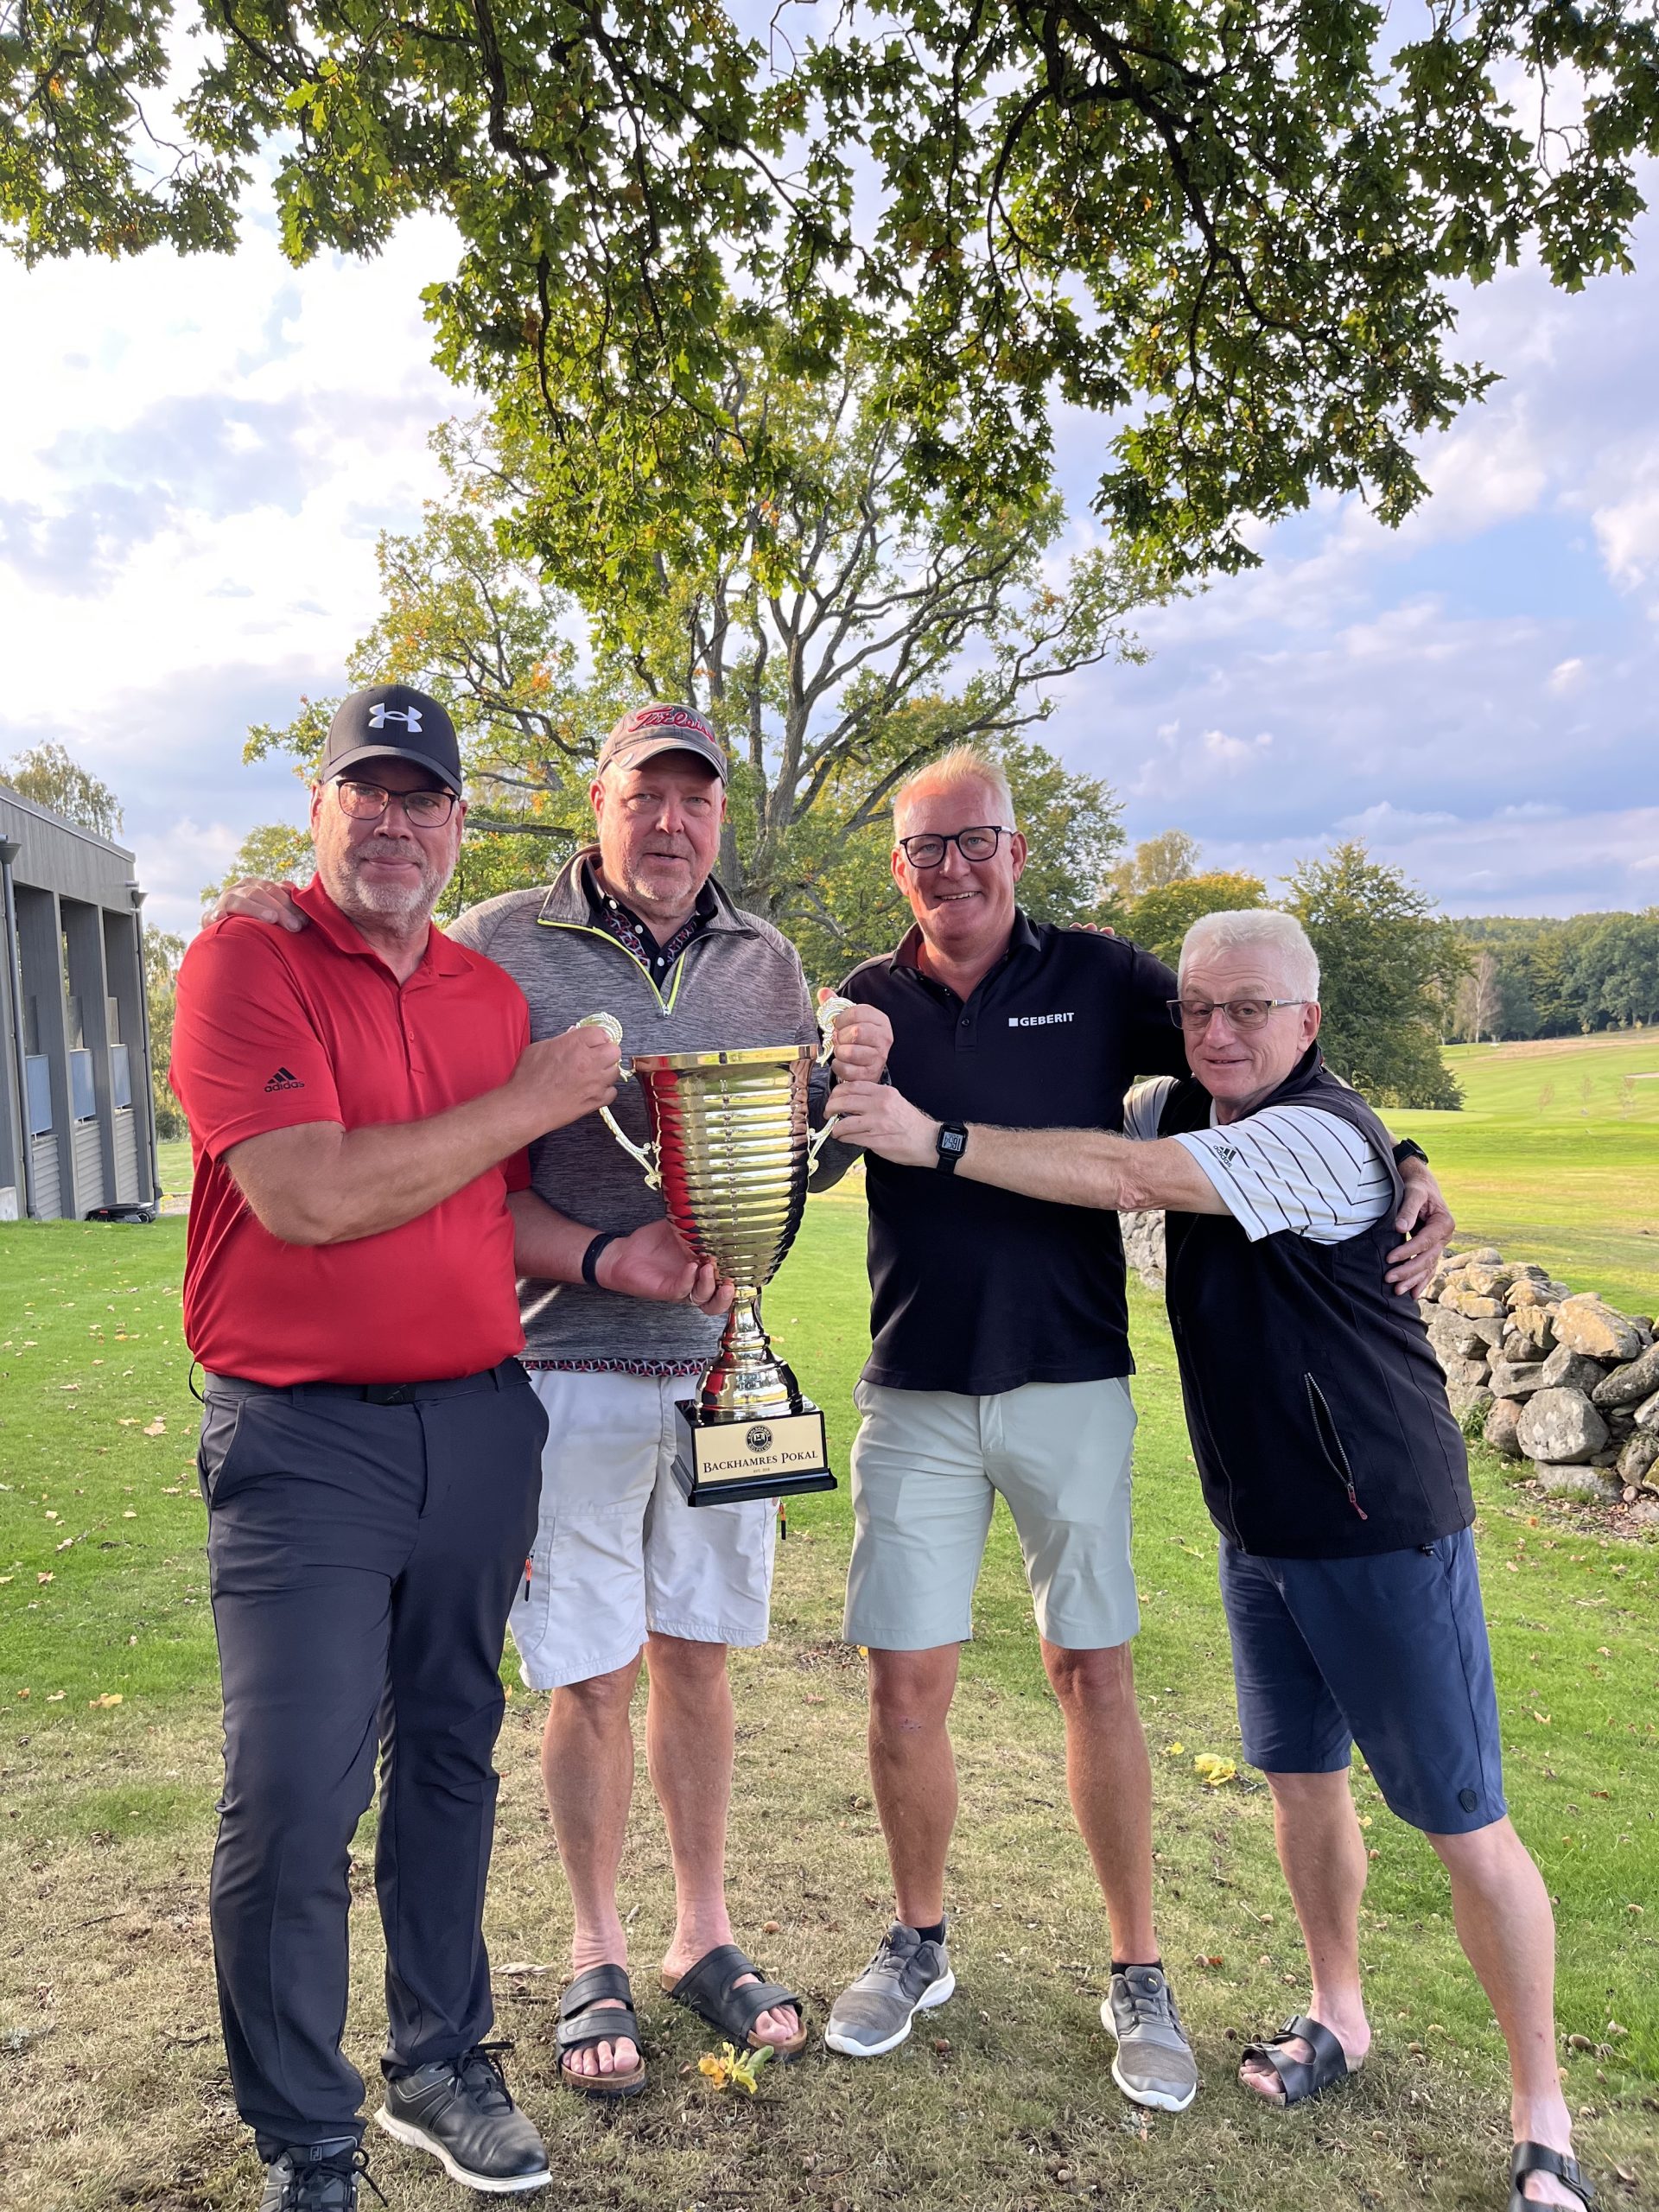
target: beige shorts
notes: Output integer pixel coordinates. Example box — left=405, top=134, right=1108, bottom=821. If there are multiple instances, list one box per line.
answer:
left=843, top=1376, right=1139, bottom=1653
left=510, top=1368, right=779, bottom=1692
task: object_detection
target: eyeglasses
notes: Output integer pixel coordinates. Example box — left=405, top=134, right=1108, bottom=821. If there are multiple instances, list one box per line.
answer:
left=897, top=825, right=1015, bottom=869
left=334, top=779, right=458, bottom=828
left=1167, top=997, right=1308, bottom=1033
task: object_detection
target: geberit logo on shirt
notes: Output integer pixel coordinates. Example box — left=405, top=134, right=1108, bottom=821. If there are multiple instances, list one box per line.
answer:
left=1008, top=1010, right=1076, bottom=1027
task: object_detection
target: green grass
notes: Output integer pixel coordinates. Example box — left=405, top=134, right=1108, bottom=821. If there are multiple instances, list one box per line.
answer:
left=156, top=1138, right=194, bottom=1200
left=3, top=1208, right=1656, bottom=2209
left=1391, top=1033, right=1659, bottom=1313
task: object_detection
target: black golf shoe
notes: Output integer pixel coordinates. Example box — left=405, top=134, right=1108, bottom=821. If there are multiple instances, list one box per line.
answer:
left=258, top=2139, right=377, bottom=2210
left=375, top=2041, right=550, bottom=2194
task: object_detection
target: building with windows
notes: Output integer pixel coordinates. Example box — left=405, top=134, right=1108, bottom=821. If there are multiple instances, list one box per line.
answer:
left=0, top=783, right=159, bottom=1221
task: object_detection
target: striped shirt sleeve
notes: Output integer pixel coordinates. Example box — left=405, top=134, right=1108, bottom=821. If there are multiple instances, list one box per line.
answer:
left=1168, top=1103, right=1394, bottom=1244
left=1122, top=1077, right=1177, bottom=1142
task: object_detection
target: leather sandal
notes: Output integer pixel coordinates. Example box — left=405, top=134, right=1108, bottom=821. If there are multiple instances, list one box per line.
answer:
left=662, top=1943, right=808, bottom=2060
left=1239, top=2014, right=1354, bottom=2105
left=1510, top=2143, right=1594, bottom=2209
left=556, top=1964, right=647, bottom=2098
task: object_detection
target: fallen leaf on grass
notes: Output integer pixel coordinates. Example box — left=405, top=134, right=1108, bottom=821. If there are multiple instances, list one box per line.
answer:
left=1193, top=1753, right=1236, bottom=1788
left=143, top=1420, right=166, bottom=1437
left=1161, top=1741, right=1185, bottom=1757
left=1533, top=1711, right=1552, bottom=1725
left=46, top=1692, right=64, bottom=1703
left=88, top=1693, right=124, bottom=1708
left=698, top=2041, right=771, bottom=2094
left=16, top=1688, right=29, bottom=1700
left=36, top=1573, right=53, bottom=1586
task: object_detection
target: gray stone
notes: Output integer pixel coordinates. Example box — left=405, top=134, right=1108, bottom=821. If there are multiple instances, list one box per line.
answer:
left=1635, top=1389, right=1659, bottom=1434
left=1462, top=1264, right=1515, bottom=1297
left=1440, top=1287, right=1506, bottom=1319
left=1590, top=1340, right=1659, bottom=1409
left=1516, top=1388, right=1609, bottom=1465
left=1465, top=1246, right=1504, bottom=1265
left=1447, top=1382, right=1495, bottom=1421
left=1471, top=1318, right=1506, bottom=1347
left=1484, top=1398, right=1525, bottom=1459
left=1119, top=1207, right=1166, bottom=1291
left=1508, top=1306, right=1556, bottom=1357
left=1532, top=1461, right=1619, bottom=1501
left=1538, top=1344, right=1607, bottom=1395
left=1618, top=1432, right=1659, bottom=1486
left=1487, top=1359, right=1548, bottom=1399
left=1427, top=1312, right=1488, bottom=1363
left=1552, top=1295, right=1643, bottom=1364
left=1446, top=1356, right=1491, bottom=1389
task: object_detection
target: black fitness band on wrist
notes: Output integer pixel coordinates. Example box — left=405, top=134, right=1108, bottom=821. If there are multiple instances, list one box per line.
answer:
left=581, top=1230, right=622, bottom=1287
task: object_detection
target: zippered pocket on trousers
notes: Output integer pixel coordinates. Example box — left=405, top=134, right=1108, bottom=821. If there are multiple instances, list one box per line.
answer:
left=1305, top=1374, right=1369, bottom=1521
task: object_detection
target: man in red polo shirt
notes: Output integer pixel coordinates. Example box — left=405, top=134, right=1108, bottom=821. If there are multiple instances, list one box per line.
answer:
left=171, top=686, right=643, bottom=2211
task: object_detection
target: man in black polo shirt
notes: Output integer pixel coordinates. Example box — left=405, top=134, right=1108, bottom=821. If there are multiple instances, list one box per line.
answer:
left=815, top=747, right=1451, bottom=2113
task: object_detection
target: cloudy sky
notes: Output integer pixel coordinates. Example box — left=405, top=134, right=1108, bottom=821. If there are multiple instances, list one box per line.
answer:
left=2, top=182, right=1656, bottom=939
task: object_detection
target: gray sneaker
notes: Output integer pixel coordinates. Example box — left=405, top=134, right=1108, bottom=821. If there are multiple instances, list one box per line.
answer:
left=1101, top=1966, right=1199, bottom=2112
left=825, top=1922, right=956, bottom=2057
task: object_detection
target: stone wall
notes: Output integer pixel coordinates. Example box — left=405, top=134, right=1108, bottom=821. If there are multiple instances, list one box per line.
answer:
left=1421, top=1251, right=1659, bottom=1503
left=1120, top=1211, right=1659, bottom=1507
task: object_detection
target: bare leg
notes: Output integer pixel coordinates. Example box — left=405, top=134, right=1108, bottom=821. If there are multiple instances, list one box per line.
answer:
left=1041, top=1639, right=1157, bottom=1963
left=1241, top=1769, right=1372, bottom=2097
left=648, top=1633, right=798, bottom=2048
left=866, top=1645, right=961, bottom=1929
left=542, top=1655, right=644, bottom=2081
left=1430, top=1819, right=1578, bottom=2209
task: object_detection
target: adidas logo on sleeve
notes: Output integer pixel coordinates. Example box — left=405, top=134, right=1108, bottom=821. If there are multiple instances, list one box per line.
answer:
left=263, top=1066, right=305, bottom=1093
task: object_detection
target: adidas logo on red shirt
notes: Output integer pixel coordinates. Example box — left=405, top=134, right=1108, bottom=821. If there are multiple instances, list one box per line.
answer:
left=264, top=1066, right=304, bottom=1092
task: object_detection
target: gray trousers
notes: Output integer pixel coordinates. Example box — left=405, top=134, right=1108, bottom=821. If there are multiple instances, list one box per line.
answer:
left=197, top=1362, right=546, bottom=2158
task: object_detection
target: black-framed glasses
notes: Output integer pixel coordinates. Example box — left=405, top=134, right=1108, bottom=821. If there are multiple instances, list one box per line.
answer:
left=897, top=824, right=1015, bottom=869
left=334, top=778, right=458, bottom=828
left=1167, top=996, right=1308, bottom=1033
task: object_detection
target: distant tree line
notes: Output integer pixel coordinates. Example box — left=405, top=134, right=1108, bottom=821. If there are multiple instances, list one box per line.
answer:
left=1443, top=913, right=1659, bottom=1044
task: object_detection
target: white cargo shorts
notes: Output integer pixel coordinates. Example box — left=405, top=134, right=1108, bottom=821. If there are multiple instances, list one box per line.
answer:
left=510, top=1368, right=779, bottom=1692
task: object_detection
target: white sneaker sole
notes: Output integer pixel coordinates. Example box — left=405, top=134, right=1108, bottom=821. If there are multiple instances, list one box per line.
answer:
left=373, top=2107, right=551, bottom=2194
left=824, top=1968, right=957, bottom=2058
left=1098, top=1998, right=1199, bottom=2113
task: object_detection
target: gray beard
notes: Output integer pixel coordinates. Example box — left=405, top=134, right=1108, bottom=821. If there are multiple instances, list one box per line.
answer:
left=327, top=842, right=452, bottom=927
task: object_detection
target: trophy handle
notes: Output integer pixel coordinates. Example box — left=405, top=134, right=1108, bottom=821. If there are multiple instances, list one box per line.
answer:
left=807, top=993, right=855, bottom=1165
left=579, top=1012, right=663, bottom=1191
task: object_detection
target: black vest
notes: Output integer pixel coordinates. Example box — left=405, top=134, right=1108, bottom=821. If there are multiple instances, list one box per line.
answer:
left=1158, top=1048, right=1473, bottom=1558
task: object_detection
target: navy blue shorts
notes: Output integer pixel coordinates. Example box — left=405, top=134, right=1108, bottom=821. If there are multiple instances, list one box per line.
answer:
left=1218, top=1527, right=1506, bottom=1835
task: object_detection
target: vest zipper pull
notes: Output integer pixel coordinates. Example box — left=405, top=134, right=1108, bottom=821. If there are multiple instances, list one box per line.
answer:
left=1345, top=1481, right=1368, bottom=1521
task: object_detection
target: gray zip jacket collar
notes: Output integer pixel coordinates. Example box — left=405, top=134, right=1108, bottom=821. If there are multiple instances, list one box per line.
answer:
left=448, top=850, right=849, bottom=1367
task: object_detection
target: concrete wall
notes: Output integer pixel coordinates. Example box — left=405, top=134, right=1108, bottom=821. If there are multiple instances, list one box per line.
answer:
left=0, top=784, right=157, bottom=1220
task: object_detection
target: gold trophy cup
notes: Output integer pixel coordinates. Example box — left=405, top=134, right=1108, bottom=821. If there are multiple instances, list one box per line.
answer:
left=587, top=1009, right=846, bottom=1506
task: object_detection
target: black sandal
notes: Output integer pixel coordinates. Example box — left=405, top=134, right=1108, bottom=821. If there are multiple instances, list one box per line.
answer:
left=556, top=1964, right=647, bottom=2097
left=1510, top=2143, right=1594, bottom=2209
left=662, top=1943, right=808, bottom=2060
left=1239, top=2014, right=1354, bottom=2106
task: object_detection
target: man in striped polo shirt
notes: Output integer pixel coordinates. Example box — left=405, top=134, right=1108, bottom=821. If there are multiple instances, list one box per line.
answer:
left=830, top=907, right=1587, bottom=2212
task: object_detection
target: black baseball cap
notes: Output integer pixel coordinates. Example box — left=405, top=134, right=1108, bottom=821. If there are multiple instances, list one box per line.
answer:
left=594, top=701, right=728, bottom=782
left=322, top=683, right=463, bottom=796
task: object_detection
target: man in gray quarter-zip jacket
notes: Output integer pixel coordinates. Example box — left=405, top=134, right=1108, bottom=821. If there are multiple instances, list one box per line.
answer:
left=207, top=701, right=866, bottom=2094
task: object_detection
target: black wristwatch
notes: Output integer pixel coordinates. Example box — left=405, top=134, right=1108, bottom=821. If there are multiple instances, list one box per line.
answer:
left=935, top=1121, right=969, bottom=1174
left=1392, top=1138, right=1429, bottom=1168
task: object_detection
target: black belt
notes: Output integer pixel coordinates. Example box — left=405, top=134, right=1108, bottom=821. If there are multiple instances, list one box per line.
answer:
left=200, top=1358, right=522, bottom=1407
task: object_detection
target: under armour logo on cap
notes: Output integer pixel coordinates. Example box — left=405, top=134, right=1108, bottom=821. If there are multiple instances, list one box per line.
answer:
left=323, top=683, right=461, bottom=796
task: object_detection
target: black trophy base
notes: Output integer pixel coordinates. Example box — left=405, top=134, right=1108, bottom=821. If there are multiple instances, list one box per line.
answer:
left=671, top=1401, right=837, bottom=1508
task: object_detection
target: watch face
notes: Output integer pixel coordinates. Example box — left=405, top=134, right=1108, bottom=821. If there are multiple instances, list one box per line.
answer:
left=940, top=1129, right=966, bottom=1155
